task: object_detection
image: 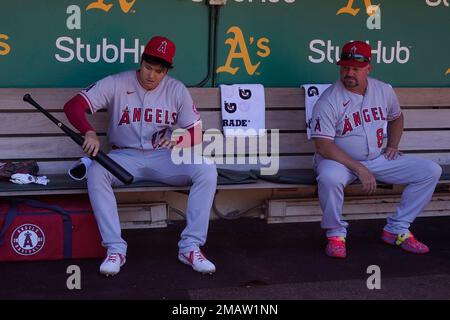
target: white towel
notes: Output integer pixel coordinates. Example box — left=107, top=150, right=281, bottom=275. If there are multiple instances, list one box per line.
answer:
left=220, top=84, right=265, bottom=136
left=302, top=84, right=332, bottom=139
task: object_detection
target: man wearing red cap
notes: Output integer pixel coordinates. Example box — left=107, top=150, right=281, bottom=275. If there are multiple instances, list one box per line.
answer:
left=310, top=40, right=442, bottom=258
left=63, top=36, right=217, bottom=275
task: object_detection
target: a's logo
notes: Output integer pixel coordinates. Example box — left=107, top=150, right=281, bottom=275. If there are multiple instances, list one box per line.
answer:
left=239, top=88, right=252, bottom=100
left=343, top=100, right=350, bottom=107
left=350, top=46, right=358, bottom=55
left=217, top=26, right=270, bottom=76
left=337, top=0, right=379, bottom=16
left=86, top=0, right=137, bottom=14
left=336, top=1, right=381, bottom=30
left=11, top=224, right=45, bottom=256
left=307, top=86, right=320, bottom=97
left=157, top=41, right=167, bottom=54
left=0, top=33, right=11, bottom=56
left=224, top=102, right=237, bottom=114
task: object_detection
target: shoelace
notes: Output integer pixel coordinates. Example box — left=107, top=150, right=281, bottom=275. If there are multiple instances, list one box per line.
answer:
left=194, top=251, right=205, bottom=262
left=106, top=254, right=119, bottom=263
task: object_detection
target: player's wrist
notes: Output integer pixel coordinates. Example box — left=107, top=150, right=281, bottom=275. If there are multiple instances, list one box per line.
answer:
left=353, top=163, right=368, bottom=175
left=386, top=145, right=399, bottom=150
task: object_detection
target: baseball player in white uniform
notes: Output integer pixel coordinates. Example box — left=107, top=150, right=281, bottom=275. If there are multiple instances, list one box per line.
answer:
left=311, top=41, right=442, bottom=258
left=64, top=36, right=217, bottom=275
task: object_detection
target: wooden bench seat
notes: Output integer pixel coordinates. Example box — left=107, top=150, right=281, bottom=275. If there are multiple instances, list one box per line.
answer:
left=1, top=87, right=450, bottom=222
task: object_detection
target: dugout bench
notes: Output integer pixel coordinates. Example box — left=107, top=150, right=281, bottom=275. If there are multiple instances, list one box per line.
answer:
left=0, top=87, right=450, bottom=224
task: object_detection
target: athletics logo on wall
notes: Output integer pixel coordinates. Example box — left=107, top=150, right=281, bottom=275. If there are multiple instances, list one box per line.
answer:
left=0, top=33, right=11, bottom=56
left=217, top=26, right=271, bottom=76
left=11, top=224, right=45, bottom=256
left=336, top=1, right=381, bottom=30
left=86, top=0, right=137, bottom=14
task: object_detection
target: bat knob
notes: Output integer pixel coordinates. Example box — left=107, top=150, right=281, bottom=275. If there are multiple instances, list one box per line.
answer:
left=23, top=94, right=31, bottom=102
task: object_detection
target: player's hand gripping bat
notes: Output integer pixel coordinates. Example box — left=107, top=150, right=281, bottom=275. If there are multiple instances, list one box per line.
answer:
left=23, top=94, right=134, bottom=185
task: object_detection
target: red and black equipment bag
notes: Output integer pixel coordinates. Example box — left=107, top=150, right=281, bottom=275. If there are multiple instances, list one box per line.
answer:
left=0, top=197, right=106, bottom=261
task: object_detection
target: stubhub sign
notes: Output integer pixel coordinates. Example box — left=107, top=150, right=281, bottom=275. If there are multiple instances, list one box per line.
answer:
left=308, top=40, right=411, bottom=65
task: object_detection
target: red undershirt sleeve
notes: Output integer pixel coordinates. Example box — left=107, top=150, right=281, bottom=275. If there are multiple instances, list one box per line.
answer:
left=175, top=125, right=202, bottom=146
left=63, top=94, right=95, bottom=134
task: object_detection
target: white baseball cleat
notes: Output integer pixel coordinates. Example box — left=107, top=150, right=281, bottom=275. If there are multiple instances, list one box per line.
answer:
left=99, top=253, right=126, bottom=277
left=178, top=250, right=216, bottom=274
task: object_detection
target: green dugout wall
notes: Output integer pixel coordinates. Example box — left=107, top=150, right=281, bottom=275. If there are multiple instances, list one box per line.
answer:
left=0, top=0, right=449, bottom=88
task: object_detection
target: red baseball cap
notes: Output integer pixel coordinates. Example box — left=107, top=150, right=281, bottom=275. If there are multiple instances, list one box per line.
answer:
left=337, top=41, right=372, bottom=68
left=143, top=36, right=176, bottom=66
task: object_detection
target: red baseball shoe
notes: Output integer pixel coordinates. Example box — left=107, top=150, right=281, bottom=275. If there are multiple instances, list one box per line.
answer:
left=325, top=236, right=347, bottom=258
left=381, top=230, right=429, bottom=254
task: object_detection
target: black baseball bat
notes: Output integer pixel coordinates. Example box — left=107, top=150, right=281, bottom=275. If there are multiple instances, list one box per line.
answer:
left=23, top=94, right=134, bottom=185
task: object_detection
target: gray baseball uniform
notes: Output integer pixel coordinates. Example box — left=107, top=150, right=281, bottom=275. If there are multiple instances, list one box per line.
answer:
left=80, top=70, right=217, bottom=256
left=311, top=77, right=442, bottom=237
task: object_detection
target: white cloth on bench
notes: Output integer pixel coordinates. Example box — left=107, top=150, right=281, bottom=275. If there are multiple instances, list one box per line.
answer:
left=301, top=84, right=331, bottom=139
left=9, top=174, right=50, bottom=185
left=220, top=84, right=265, bottom=136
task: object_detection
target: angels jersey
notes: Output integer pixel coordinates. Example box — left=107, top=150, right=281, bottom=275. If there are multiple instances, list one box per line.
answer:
left=80, top=70, right=200, bottom=150
left=311, top=77, right=402, bottom=161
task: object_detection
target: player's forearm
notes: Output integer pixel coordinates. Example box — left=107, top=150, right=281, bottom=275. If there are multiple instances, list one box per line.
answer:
left=386, top=113, right=404, bottom=148
left=313, top=139, right=366, bottom=173
left=64, top=94, right=95, bottom=134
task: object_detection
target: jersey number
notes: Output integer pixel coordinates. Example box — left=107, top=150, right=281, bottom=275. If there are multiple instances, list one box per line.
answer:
left=376, top=128, right=384, bottom=148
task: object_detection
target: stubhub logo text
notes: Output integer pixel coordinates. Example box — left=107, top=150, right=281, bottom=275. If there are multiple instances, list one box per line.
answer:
left=308, top=40, right=411, bottom=65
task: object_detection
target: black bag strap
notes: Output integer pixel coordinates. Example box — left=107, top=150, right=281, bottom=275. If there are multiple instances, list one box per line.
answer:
left=0, top=200, right=19, bottom=246
left=0, top=198, right=73, bottom=259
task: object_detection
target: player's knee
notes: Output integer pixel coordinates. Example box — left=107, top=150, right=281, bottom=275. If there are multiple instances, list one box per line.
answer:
left=87, top=161, right=109, bottom=181
left=428, top=161, right=442, bottom=181
left=414, top=160, right=442, bottom=184
left=316, top=170, right=345, bottom=189
left=194, top=162, right=217, bottom=185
